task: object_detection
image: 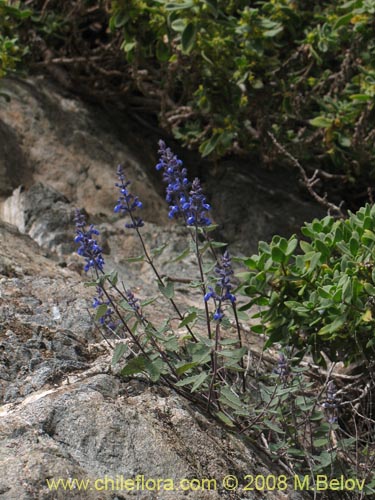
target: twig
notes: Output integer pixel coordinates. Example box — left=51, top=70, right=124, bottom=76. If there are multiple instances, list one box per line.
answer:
left=267, top=132, right=345, bottom=218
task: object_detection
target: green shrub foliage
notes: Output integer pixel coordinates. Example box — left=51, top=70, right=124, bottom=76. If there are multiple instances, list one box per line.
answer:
left=1, top=1, right=374, bottom=205
left=0, top=1, right=31, bottom=79
left=240, top=203, right=375, bottom=365
left=110, top=0, right=375, bottom=187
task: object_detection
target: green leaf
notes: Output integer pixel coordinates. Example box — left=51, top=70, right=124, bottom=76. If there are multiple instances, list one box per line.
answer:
left=125, top=254, right=145, bottom=263
left=199, top=132, right=221, bottom=157
left=287, top=448, right=305, bottom=457
left=95, top=304, right=108, bottom=322
left=175, top=371, right=208, bottom=391
left=108, top=271, right=118, bottom=287
left=350, top=94, right=372, bottom=102
left=141, top=297, right=158, bottom=307
left=286, top=237, right=298, bottom=256
left=349, top=237, right=359, bottom=256
left=158, top=334, right=176, bottom=352
left=178, top=312, right=197, bottom=328
left=191, top=344, right=212, bottom=364
left=151, top=242, right=168, bottom=257
left=236, top=310, right=249, bottom=322
left=216, top=411, right=235, bottom=427
left=113, top=11, right=129, bottom=28
left=119, top=300, right=135, bottom=312
left=309, top=116, right=333, bottom=128
left=263, top=420, right=285, bottom=434
left=334, top=13, right=353, bottom=29
left=219, top=387, right=244, bottom=410
left=271, top=246, right=285, bottom=263
left=210, top=241, right=227, bottom=248
left=145, top=358, right=164, bottom=382
left=84, top=281, right=100, bottom=287
left=218, top=347, right=247, bottom=361
left=156, top=40, right=170, bottom=61
left=158, top=280, right=175, bottom=299
left=263, top=26, right=283, bottom=37
left=165, top=1, right=194, bottom=10
left=170, top=19, right=187, bottom=32
left=120, top=356, right=146, bottom=377
left=112, top=343, right=128, bottom=365
left=318, top=316, right=346, bottom=336
left=176, top=361, right=199, bottom=376
left=171, top=246, right=190, bottom=262
left=181, top=22, right=197, bottom=54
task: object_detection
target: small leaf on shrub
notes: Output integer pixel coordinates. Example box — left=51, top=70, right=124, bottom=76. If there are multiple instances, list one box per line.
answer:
left=318, top=317, right=346, bottom=335
left=151, top=242, right=168, bottom=257
left=271, top=246, right=285, bottom=263
left=199, top=132, right=221, bottom=157
left=181, top=22, right=197, bottom=53
left=309, top=116, right=333, bottom=128
left=361, top=309, right=372, bottom=322
left=218, top=347, right=247, bottom=361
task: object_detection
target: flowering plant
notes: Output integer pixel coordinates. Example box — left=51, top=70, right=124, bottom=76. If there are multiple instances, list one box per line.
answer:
left=74, top=142, right=375, bottom=494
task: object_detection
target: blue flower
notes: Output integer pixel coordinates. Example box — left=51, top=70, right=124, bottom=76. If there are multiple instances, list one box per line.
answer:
left=156, top=141, right=212, bottom=227
left=74, top=210, right=105, bottom=273
left=92, top=286, right=118, bottom=330
left=156, top=140, right=191, bottom=221
left=125, top=289, right=143, bottom=318
left=205, top=250, right=236, bottom=321
left=185, top=178, right=211, bottom=227
left=114, top=165, right=144, bottom=229
left=274, top=353, right=290, bottom=382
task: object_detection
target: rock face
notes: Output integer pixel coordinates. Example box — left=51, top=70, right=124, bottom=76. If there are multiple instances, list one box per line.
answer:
left=0, top=76, right=324, bottom=255
left=0, top=223, right=309, bottom=500
left=0, top=77, right=166, bottom=224
left=0, top=75, right=322, bottom=500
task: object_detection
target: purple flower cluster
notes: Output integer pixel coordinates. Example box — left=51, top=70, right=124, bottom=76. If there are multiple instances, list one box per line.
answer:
left=185, top=178, right=211, bottom=226
left=93, top=286, right=118, bottom=330
left=125, top=290, right=143, bottom=318
left=275, top=353, right=290, bottom=382
left=322, top=380, right=339, bottom=424
left=114, top=165, right=144, bottom=229
left=204, top=250, right=236, bottom=320
left=74, top=210, right=105, bottom=273
left=156, top=140, right=211, bottom=226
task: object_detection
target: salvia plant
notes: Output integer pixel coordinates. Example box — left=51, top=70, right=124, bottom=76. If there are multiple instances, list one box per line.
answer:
left=74, top=142, right=375, bottom=496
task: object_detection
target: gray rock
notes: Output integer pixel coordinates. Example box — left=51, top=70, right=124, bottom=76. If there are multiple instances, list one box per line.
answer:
left=0, top=189, right=310, bottom=500
left=0, top=77, right=166, bottom=224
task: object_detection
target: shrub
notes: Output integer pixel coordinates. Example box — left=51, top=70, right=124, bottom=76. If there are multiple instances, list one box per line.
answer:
left=239, top=204, right=375, bottom=366
left=0, top=1, right=31, bottom=80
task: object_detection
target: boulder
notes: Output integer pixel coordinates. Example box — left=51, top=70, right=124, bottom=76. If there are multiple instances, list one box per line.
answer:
left=0, top=220, right=309, bottom=500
